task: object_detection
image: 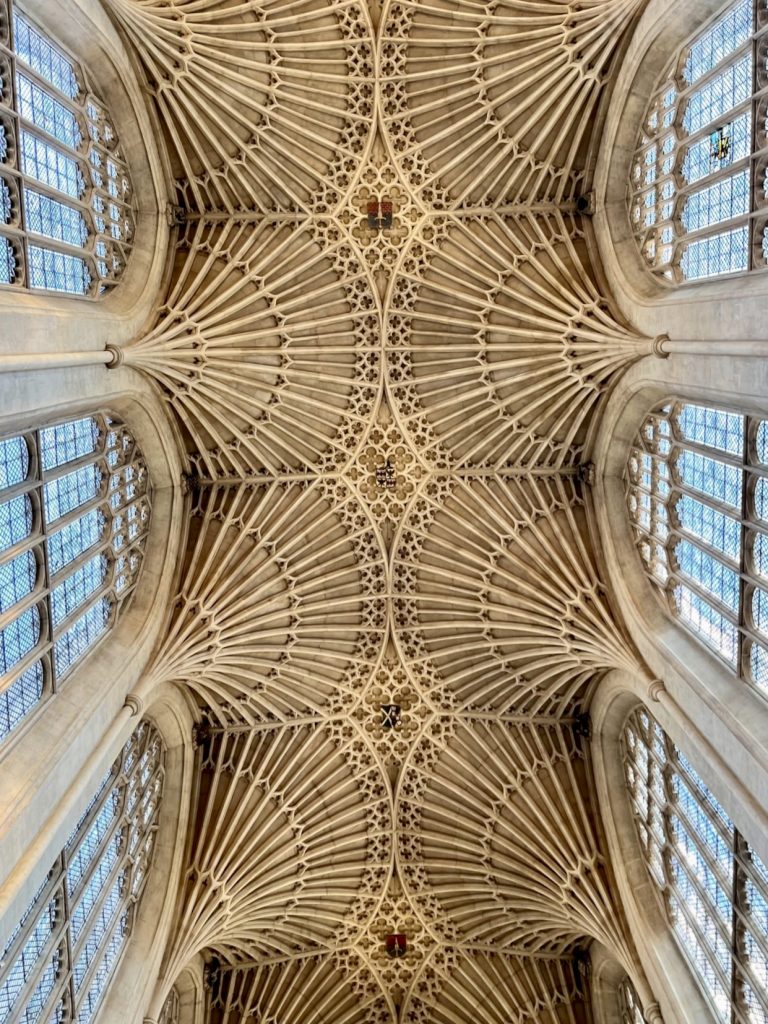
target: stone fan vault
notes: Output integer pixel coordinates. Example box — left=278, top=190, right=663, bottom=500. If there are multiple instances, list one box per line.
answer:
left=101, top=0, right=662, bottom=1019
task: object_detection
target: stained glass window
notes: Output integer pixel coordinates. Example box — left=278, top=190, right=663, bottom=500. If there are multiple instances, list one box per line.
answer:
left=626, top=400, right=768, bottom=696
left=629, top=0, right=768, bottom=283
left=0, top=6, right=134, bottom=295
left=623, top=708, right=768, bottom=1023
left=0, top=414, right=151, bottom=744
left=0, top=720, right=164, bottom=1024
left=618, top=977, right=646, bottom=1024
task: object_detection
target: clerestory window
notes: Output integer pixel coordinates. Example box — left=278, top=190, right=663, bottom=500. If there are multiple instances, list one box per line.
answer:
left=623, top=707, right=768, bottom=1023
left=0, top=718, right=164, bottom=1023
left=0, top=5, right=134, bottom=295
left=0, top=414, right=151, bottom=745
left=629, top=0, right=768, bottom=283
left=626, top=400, right=768, bottom=697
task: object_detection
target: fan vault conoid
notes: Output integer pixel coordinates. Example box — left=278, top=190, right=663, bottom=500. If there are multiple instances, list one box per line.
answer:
left=103, top=0, right=657, bottom=1019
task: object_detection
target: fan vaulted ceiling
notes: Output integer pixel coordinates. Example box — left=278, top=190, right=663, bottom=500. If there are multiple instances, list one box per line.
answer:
left=104, top=0, right=654, bottom=1018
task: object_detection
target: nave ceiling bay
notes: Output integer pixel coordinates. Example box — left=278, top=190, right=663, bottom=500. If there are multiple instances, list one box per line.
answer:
left=104, top=0, right=654, bottom=1019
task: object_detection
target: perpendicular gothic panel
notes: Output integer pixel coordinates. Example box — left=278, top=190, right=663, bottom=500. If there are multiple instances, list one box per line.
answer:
left=21, top=0, right=697, bottom=1021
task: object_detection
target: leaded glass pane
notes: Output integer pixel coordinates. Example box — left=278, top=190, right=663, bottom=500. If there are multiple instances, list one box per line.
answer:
left=627, top=400, right=768, bottom=691
left=677, top=449, right=742, bottom=507
left=12, top=13, right=79, bottom=99
left=20, top=131, right=83, bottom=199
left=0, top=435, right=29, bottom=490
left=0, top=549, right=36, bottom=613
left=674, top=584, right=739, bottom=665
left=630, top=1, right=767, bottom=283
left=40, top=418, right=99, bottom=472
left=683, top=0, right=753, bottom=84
left=684, top=55, right=752, bottom=134
left=16, top=73, right=81, bottom=149
left=0, top=604, right=40, bottom=674
left=28, top=245, right=91, bottom=295
left=0, top=722, right=164, bottom=1022
left=623, top=708, right=768, bottom=1023
left=0, top=495, right=32, bottom=553
left=0, top=660, right=44, bottom=740
left=674, top=539, right=739, bottom=611
left=675, top=495, right=740, bottom=560
left=24, top=188, right=88, bottom=247
left=680, top=226, right=750, bottom=280
left=0, top=236, right=16, bottom=285
left=682, top=171, right=750, bottom=232
left=0, top=11, right=134, bottom=296
left=0, top=413, right=150, bottom=739
left=46, top=510, right=105, bottom=575
left=53, top=597, right=110, bottom=676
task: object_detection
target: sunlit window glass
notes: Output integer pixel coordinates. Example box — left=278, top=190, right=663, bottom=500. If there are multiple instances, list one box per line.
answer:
left=0, top=414, right=151, bottom=745
left=0, top=720, right=164, bottom=1023
left=629, top=0, right=768, bottom=283
left=0, top=6, right=134, bottom=295
left=626, top=400, right=768, bottom=696
left=623, top=708, right=768, bottom=1022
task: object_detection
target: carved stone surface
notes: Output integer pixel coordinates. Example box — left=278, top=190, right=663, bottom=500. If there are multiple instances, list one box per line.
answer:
left=107, top=0, right=656, bottom=1019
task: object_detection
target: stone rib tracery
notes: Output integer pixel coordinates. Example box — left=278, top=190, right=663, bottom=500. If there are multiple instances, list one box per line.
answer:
left=106, top=0, right=375, bottom=214
left=105, top=0, right=655, bottom=1018
left=380, top=0, right=646, bottom=208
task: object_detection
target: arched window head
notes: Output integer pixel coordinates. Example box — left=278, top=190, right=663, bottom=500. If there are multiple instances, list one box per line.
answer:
left=626, top=400, right=768, bottom=696
left=0, top=5, right=135, bottom=296
left=623, top=707, right=768, bottom=1022
left=629, top=0, right=768, bottom=284
left=618, top=976, right=646, bottom=1023
left=0, top=718, right=164, bottom=1022
left=0, top=414, right=151, bottom=745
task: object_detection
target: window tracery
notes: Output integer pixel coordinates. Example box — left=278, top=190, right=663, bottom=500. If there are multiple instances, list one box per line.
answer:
left=618, top=976, right=646, bottom=1023
left=0, top=718, right=164, bottom=1023
left=0, top=414, right=151, bottom=744
left=629, top=0, right=768, bottom=283
left=0, top=5, right=134, bottom=296
left=626, top=400, right=768, bottom=695
left=623, top=707, right=768, bottom=1022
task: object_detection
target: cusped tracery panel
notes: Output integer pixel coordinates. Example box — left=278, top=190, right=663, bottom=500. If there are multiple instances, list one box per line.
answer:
left=163, top=725, right=392, bottom=980
left=149, top=480, right=386, bottom=725
left=380, top=0, right=645, bottom=208
left=208, top=953, right=389, bottom=1024
left=386, top=213, right=650, bottom=470
left=105, top=0, right=374, bottom=213
left=402, top=948, right=588, bottom=1024
left=397, top=719, right=631, bottom=961
left=393, top=475, right=638, bottom=716
left=123, top=218, right=380, bottom=477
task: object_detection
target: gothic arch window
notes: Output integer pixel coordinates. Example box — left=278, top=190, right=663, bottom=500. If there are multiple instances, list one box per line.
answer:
left=0, top=4, right=134, bottom=296
left=623, top=707, right=768, bottom=1022
left=0, top=413, right=151, bottom=744
left=626, top=400, right=768, bottom=696
left=0, top=718, right=164, bottom=1022
left=629, top=0, right=768, bottom=283
left=618, top=976, right=646, bottom=1023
